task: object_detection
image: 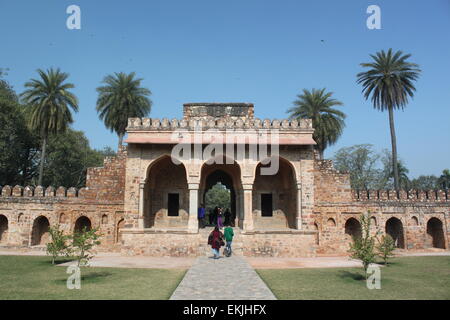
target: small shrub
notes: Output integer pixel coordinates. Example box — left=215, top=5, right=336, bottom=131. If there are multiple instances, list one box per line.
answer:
left=71, top=227, right=101, bottom=267
left=46, top=225, right=71, bottom=265
left=376, top=234, right=396, bottom=265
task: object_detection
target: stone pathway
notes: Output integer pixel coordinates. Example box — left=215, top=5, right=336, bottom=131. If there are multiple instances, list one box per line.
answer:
left=170, top=255, right=277, bottom=300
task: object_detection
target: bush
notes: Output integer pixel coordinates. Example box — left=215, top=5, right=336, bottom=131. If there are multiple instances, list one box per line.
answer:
left=348, top=212, right=377, bottom=279
left=71, top=227, right=101, bottom=267
left=46, top=225, right=71, bottom=264
left=377, top=234, right=396, bottom=265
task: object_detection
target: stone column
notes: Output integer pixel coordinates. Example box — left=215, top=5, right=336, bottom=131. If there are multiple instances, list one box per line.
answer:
left=188, top=183, right=199, bottom=233
left=243, top=184, right=254, bottom=231
left=138, top=182, right=145, bottom=229
left=296, top=182, right=302, bottom=229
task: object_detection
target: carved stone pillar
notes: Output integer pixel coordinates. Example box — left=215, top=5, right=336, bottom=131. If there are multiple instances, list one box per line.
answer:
left=243, top=184, right=254, bottom=231
left=188, top=183, right=199, bottom=233
left=296, top=182, right=302, bottom=229
left=138, top=182, right=145, bottom=229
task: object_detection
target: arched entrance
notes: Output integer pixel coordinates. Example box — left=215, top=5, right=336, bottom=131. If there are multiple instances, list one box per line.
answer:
left=345, top=218, right=362, bottom=240
left=200, top=156, right=242, bottom=228
left=74, top=216, right=92, bottom=233
left=386, top=217, right=405, bottom=248
left=144, top=155, right=189, bottom=228
left=31, top=216, right=50, bottom=245
left=426, top=218, right=445, bottom=249
left=116, top=219, right=125, bottom=243
left=0, top=215, right=8, bottom=243
left=253, top=157, right=297, bottom=229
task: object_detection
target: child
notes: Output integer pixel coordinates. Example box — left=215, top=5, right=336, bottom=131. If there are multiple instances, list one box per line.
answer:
left=223, top=225, right=234, bottom=257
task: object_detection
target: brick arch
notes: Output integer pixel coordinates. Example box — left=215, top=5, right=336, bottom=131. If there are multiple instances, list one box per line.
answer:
left=144, top=154, right=187, bottom=180
left=313, top=221, right=320, bottom=245
left=344, top=217, right=362, bottom=239
left=59, top=213, right=67, bottom=224
left=101, top=214, right=108, bottom=224
left=410, top=216, right=419, bottom=226
left=254, top=156, right=298, bottom=184
left=370, top=216, right=377, bottom=227
left=426, top=217, right=445, bottom=249
left=0, top=215, right=8, bottom=243
left=116, top=218, right=125, bottom=243
left=31, top=216, right=50, bottom=246
left=386, top=217, right=405, bottom=249
left=17, top=213, right=24, bottom=223
left=74, top=216, right=92, bottom=233
left=327, top=218, right=336, bottom=227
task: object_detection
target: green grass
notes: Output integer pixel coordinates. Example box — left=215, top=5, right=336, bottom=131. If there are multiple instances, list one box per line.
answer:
left=257, top=256, right=450, bottom=300
left=0, top=255, right=186, bottom=300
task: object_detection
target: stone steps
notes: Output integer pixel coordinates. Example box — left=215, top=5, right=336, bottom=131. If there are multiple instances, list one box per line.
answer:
left=198, top=227, right=244, bottom=256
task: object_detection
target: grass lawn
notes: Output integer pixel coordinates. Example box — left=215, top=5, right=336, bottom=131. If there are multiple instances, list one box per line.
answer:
left=257, top=256, right=450, bottom=300
left=0, top=255, right=186, bottom=300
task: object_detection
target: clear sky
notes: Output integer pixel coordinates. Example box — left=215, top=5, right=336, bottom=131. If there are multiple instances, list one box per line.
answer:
left=1, top=0, right=449, bottom=178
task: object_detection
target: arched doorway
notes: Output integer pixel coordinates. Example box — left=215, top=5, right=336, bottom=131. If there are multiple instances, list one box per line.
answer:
left=253, top=157, right=297, bottom=229
left=74, top=216, right=92, bottom=233
left=386, top=217, right=405, bottom=248
left=0, top=215, right=8, bottom=243
left=345, top=218, right=362, bottom=239
left=31, top=216, right=50, bottom=245
left=116, top=219, right=125, bottom=243
left=200, top=156, right=242, bottom=228
left=426, top=218, right=445, bottom=249
left=145, top=155, right=189, bottom=228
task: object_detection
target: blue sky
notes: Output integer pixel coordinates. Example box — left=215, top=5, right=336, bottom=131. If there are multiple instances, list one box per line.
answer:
left=1, top=0, right=449, bottom=178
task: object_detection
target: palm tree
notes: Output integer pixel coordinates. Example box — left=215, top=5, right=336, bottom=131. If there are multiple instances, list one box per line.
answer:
left=438, top=169, right=450, bottom=189
left=357, top=49, right=421, bottom=190
left=20, top=68, right=79, bottom=186
left=287, top=88, right=345, bottom=159
left=96, top=72, right=152, bottom=148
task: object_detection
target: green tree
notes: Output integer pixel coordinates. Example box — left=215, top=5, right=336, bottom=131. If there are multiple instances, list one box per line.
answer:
left=20, top=68, right=79, bottom=186
left=438, top=169, right=450, bottom=189
left=71, top=227, right=101, bottom=267
left=410, top=175, right=439, bottom=190
left=357, top=49, right=421, bottom=190
left=333, top=144, right=382, bottom=190
left=0, top=73, right=39, bottom=186
left=348, top=212, right=377, bottom=279
left=46, top=225, right=71, bottom=265
left=205, top=183, right=231, bottom=213
left=376, top=234, right=395, bottom=266
left=96, top=72, right=152, bottom=148
left=42, top=129, right=110, bottom=187
left=287, top=88, right=345, bottom=159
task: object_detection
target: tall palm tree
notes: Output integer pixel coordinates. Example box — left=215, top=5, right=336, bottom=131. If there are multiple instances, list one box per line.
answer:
left=357, top=49, right=421, bottom=190
left=20, top=68, right=78, bottom=186
left=96, top=72, right=152, bottom=148
left=287, top=88, right=345, bottom=159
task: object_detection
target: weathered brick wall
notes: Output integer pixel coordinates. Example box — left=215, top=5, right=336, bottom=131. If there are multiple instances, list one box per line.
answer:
left=0, top=148, right=127, bottom=250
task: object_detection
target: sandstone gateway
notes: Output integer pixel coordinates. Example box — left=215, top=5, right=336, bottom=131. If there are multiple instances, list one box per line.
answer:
left=0, top=103, right=448, bottom=256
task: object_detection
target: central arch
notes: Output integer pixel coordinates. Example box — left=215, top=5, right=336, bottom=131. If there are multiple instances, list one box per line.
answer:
left=386, top=217, right=405, bottom=249
left=200, top=156, right=243, bottom=228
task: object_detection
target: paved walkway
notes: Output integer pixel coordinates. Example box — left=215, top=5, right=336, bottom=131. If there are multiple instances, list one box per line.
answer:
left=170, top=256, right=277, bottom=300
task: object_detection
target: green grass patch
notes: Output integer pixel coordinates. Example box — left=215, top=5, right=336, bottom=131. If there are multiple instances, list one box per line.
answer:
left=0, top=255, right=186, bottom=300
left=257, top=256, right=450, bottom=300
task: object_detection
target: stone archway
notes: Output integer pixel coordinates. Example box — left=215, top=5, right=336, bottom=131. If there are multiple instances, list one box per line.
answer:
left=74, top=216, right=92, bottom=233
left=386, top=217, right=405, bottom=249
left=0, top=215, right=8, bottom=243
left=31, top=216, right=50, bottom=245
left=345, top=218, right=362, bottom=239
left=116, top=219, right=125, bottom=243
left=253, top=157, right=297, bottom=229
left=144, top=155, right=189, bottom=228
left=426, top=218, right=445, bottom=249
left=200, top=156, right=243, bottom=228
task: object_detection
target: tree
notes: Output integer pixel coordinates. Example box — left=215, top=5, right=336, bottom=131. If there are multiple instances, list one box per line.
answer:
left=20, top=68, right=79, bottom=186
left=438, top=169, right=450, bottom=189
left=379, top=150, right=410, bottom=189
left=96, top=72, right=152, bottom=148
left=71, top=227, right=101, bottom=267
left=46, top=225, right=71, bottom=265
left=287, top=88, right=345, bottom=159
left=348, top=212, right=377, bottom=279
left=376, top=234, right=395, bottom=265
left=0, top=73, right=39, bottom=186
left=410, top=175, right=439, bottom=190
left=205, top=183, right=231, bottom=213
left=333, top=144, right=382, bottom=190
left=42, top=129, right=111, bottom=188
left=357, top=49, right=421, bottom=190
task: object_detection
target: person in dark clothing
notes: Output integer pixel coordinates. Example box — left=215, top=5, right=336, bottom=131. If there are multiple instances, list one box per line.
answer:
left=198, top=203, right=206, bottom=228
left=212, top=206, right=218, bottom=226
left=224, top=208, right=231, bottom=226
left=208, top=226, right=224, bottom=259
left=217, top=207, right=224, bottom=228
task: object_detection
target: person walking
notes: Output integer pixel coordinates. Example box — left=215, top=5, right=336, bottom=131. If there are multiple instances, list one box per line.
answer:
left=223, top=224, right=234, bottom=257
left=224, top=208, right=231, bottom=226
left=198, top=203, right=206, bottom=228
left=208, top=226, right=224, bottom=259
left=217, top=207, right=224, bottom=228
